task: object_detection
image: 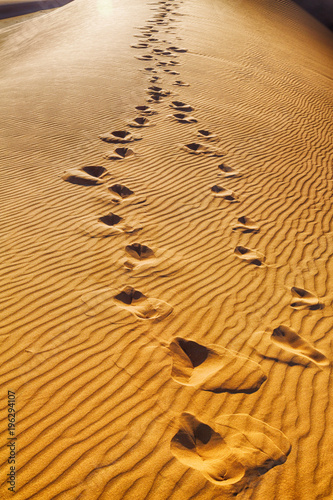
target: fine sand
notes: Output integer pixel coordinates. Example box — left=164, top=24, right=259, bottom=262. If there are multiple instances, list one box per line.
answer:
left=1, top=0, right=333, bottom=498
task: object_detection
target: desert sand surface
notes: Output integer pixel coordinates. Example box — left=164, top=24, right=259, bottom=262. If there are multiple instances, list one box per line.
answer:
left=1, top=0, right=333, bottom=498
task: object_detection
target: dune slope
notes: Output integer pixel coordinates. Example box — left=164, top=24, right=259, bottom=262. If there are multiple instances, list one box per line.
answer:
left=1, top=0, right=333, bottom=498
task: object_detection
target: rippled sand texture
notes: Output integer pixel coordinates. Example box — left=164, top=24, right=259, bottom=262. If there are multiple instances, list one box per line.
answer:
left=1, top=0, right=333, bottom=498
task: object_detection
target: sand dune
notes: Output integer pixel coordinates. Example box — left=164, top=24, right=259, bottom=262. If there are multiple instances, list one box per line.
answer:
left=1, top=0, right=333, bottom=498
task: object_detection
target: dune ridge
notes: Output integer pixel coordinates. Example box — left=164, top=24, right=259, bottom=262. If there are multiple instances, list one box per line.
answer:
left=1, top=0, right=333, bottom=499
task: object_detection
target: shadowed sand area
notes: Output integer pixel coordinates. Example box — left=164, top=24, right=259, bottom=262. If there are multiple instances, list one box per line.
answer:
left=0, top=0, right=333, bottom=499
left=0, top=0, right=74, bottom=19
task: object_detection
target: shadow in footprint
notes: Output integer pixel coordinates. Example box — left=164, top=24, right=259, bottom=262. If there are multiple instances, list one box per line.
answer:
left=290, top=287, right=324, bottom=310
left=251, top=325, right=329, bottom=367
left=135, top=105, right=157, bottom=115
left=233, top=216, right=259, bottom=233
left=104, top=147, right=135, bottom=160
left=108, top=184, right=134, bottom=199
left=100, top=130, right=140, bottom=144
left=136, top=54, right=154, bottom=60
left=114, top=286, right=173, bottom=320
left=143, top=67, right=157, bottom=73
left=169, top=337, right=266, bottom=393
left=173, top=80, right=190, bottom=86
left=147, top=86, right=171, bottom=96
left=170, top=113, right=197, bottom=124
left=170, top=101, right=193, bottom=111
left=131, top=43, right=149, bottom=49
left=198, top=129, right=218, bottom=140
left=211, top=185, right=238, bottom=202
left=99, top=213, right=123, bottom=226
left=234, top=246, right=265, bottom=266
left=125, top=243, right=155, bottom=260
left=167, top=46, right=188, bottom=52
left=129, top=116, right=151, bottom=128
left=171, top=413, right=291, bottom=493
left=218, top=164, right=241, bottom=178
left=63, top=166, right=107, bottom=186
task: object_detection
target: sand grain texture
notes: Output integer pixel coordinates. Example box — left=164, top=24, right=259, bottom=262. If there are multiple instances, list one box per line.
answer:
left=1, top=0, right=333, bottom=499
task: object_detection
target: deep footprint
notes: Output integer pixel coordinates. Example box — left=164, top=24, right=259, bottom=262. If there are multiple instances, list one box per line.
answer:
left=99, top=130, right=140, bottom=144
left=271, top=325, right=328, bottom=365
left=104, top=147, right=135, bottom=160
left=63, top=166, right=107, bottom=186
left=135, top=105, right=157, bottom=115
left=251, top=325, right=329, bottom=366
left=113, top=286, right=173, bottom=320
left=173, top=80, right=190, bottom=86
left=171, top=413, right=291, bottom=492
left=147, top=85, right=171, bottom=96
left=128, top=116, right=151, bottom=127
left=232, top=216, right=259, bottom=233
left=125, top=243, right=155, bottom=260
left=290, top=287, right=324, bottom=310
left=167, top=46, right=188, bottom=52
left=198, top=129, right=218, bottom=140
left=170, top=101, right=193, bottom=112
left=171, top=113, right=197, bottom=124
left=218, top=164, right=240, bottom=177
left=99, top=213, right=123, bottom=226
left=211, top=185, right=238, bottom=201
left=183, top=143, right=224, bottom=156
left=169, top=337, right=266, bottom=393
left=108, top=184, right=134, bottom=199
left=234, top=246, right=265, bottom=266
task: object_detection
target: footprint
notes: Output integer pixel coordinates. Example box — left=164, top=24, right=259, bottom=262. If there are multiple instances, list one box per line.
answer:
left=88, top=213, right=140, bottom=236
left=131, top=43, right=149, bottom=49
left=167, top=46, right=188, bottom=52
left=108, top=184, right=134, bottom=199
left=170, top=101, right=194, bottom=112
left=198, top=129, right=218, bottom=140
left=114, top=286, right=173, bottom=320
left=170, top=113, right=198, bottom=124
left=232, top=216, right=259, bottom=233
left=211, top=185, right=238, bottom=202
left=99, top=130, right=140, bottom=144
left=173, top=80, right=190, bottom=86
left=169, top=337, right=266, bottom=393
left=251, top=325, right=329, bottom=367
left=150, top=76, right=160, bottom=82
left=62, top=166, right=107, bottom=186
left=104, top=147, right=135, bottom=160
left=168, top=60, right=180, bottom=66
left=136, top=54, right=155, bottom=60
left=183, top=143, right=224, bottom=157
left=218, top=164, right=240, bottom=177
left=156, top=61, right=168, bottom=67
left=234, top=246, right=265, bottom=266
left=135, top=105, right=157, bottom=115
left=143, top=67, right=157, bottom=73
left=82, top=166, right=107, bottom=177
left=128, top=116, right=151, bottom=128
left=171, top=413, right=291, bottom=491
left=125, top=243, right=154, bottom=260
left=147, top=93, right=164, bottom=103
left=147, top=85, right=171, bottom=96
left=290, top=287, right=324, bottom=310
left=99, top=213, right=123, bottom=226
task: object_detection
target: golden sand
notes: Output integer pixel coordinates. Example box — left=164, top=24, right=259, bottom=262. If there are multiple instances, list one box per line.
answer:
left=1, top=0, right=333, bottom=498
